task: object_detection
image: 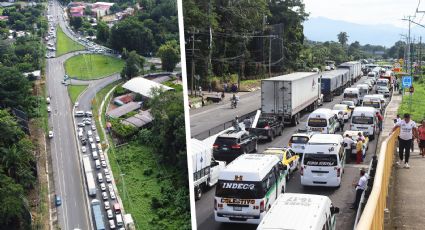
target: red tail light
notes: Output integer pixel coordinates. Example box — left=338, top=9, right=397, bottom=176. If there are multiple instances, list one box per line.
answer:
left=336, top=167, right=341, bottom=177
left=260, top=200, right=265, bottom=213
left=231, top=144, right=241, bottom=149
left=213, top=144, right=219, bottom=149
left=264, top=125, right=270, bottom=129
left=214, top=199, right=217, bottom=210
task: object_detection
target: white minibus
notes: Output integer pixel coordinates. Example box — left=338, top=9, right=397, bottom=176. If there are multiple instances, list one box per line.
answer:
left=350, top=107, right=379, bottom=140
left=343, top=88, right=360, bottom=105
left=306, top=108, right=339, bottom=134
left=300, top=134, right=345, bottom=187
left=214, top=154, right=287, bottom=224
left=257, top=193, right=340, bottom=230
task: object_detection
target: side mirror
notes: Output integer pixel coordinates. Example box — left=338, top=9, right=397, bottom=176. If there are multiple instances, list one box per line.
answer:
left=331, top=206, right=340, bottom=214
left=278, top=163, right=287, bottom=171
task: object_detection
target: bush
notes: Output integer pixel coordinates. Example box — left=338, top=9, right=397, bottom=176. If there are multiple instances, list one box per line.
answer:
left=143, top=168, right=153, bottom=176
left=113, top=85, right=127, bottom=96
left=151, top=197, right=162, bottom=209
left=138, top=129, right=153, bottom=145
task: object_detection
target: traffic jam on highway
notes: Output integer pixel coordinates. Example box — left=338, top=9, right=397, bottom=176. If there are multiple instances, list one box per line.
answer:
left=192, top=61, right=396, bottom=229
left=75, top=109, right=125, bottom=230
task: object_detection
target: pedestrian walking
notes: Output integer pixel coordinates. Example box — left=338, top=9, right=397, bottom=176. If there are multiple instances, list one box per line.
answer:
left=351, top=168, right=368, bottom=210
left=376, top=112, right=383, bottom=131
left=356, top=138, right=363, bottom=164
left=223, top=82, right=228, bottom=92
left=418, top=119, right=425, bottom=157
left=343, top=134, right=354, bottom=161
left=392, top=113, right=418, bottom=168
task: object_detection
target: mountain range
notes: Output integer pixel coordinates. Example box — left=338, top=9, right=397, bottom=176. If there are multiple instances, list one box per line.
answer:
left=303, top=17, right=424, bottom=47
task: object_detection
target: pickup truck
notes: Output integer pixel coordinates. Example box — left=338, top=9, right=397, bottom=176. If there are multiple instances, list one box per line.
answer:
left=247, top=116, right=283, bottom=141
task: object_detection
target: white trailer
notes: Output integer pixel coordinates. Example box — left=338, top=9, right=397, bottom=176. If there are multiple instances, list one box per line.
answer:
left=191, top=139, right=225, bottom=200
left=261, top=72, right=321, bottom=125
left=338, top=61, right=362, bottom=84
left=82, top=155, right=92, bottom=174
left=86, top=172, right=96, bottom=197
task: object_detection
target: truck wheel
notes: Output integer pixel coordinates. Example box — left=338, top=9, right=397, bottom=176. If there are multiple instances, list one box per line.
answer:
left=195, top=186, right=202, bottom=200
left=295, top=114, right=300, bottom=125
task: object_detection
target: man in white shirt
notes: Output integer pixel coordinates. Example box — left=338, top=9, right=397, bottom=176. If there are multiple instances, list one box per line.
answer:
left=351, top=168, right=368, bottom=210
left=392, top=113, right=418, bottom=168
left=343, top=134, right=354, bottom=159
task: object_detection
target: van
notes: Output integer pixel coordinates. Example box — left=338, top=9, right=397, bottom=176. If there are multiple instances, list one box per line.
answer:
left=75, top=111, right=85, bottom=117
left=95, top=160, right=101, bottom=169
left=97, top=173, right=103, bottom=183
left=343, top=88, right=360, bottom=105
left=362, top=97, right=382, bottom=114
left=92, top=151, right=98, bottom=160
left=300, top=134, right=345, bottom=187
left=91, top=143, right=97, bottom=151
left=356, top=84, right=369, bottom=102
left=257, top=193, right=340, bottom=230
left=115, top=214, right=123, bottom=226
left=113, top=203, right=121, bottom=214
left=306, top=108, right=339, bottom=134
left=350, top=107, right=379, bottom=140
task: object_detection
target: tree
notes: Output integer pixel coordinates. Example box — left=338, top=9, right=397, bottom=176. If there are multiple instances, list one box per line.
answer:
left=96, top=21, right=109, bottom=43
left=70, top=16, right=83, bottom=30
left=157, top=40, right=179, bottom=71
left=121, top=51, right=145, bottom=80
left=0, top=172, right=28, bottom=228
left=0, top=109, right=25, bottom=147
left=337, top=32, right=349, bottom=46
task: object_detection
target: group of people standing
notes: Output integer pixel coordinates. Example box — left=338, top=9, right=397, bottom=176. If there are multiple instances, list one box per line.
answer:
left=343, top=132, right=367, bottom=164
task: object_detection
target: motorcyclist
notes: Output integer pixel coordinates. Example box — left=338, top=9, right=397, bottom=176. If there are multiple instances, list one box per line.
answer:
left=337, top=111, right=344, bottom=131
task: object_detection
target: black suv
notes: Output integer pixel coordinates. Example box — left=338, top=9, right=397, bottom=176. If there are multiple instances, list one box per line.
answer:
left=213, top=130, right=258, bottom=163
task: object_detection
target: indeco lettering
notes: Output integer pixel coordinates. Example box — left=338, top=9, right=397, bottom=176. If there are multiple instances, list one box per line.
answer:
left=223, top=183, right=255, bottom=190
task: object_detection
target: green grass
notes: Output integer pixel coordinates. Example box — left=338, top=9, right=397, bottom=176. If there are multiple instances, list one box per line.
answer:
left=64, top=54, right=125, bottom=80
left=398, top=82, right=425, bottom=122
left=68, top=85, right=88, bottom=104
left=162, top=81, right=183, bottom=92
left=56, top=26, right=84, bottom=56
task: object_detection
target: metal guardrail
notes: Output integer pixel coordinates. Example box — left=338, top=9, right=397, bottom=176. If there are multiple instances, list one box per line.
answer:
left=191, top=110, right=258, bottom=140
left=356, top=129, right=399, bottom=230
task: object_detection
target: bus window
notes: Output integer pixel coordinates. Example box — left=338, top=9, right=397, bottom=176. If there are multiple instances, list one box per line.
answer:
left=352, top=116, right=373, bottom=124
left=216, top=180, right=264, bottom=199
left=303, top=153, right=338, bottom=166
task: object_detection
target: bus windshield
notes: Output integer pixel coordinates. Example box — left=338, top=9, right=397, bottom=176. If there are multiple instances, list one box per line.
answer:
left=303, top=153, right=338, bottom=166
left=377, top=81, right=388, bottom=86
left=216, top=180, right=265, bottom=199
left=344, top=93, right=358, bottom=99
left=290, top=136, right=309, bottom=144
left=363, top=101, right=380, bottom=108
left=352, top=116, right=374, bottom=124
left=308, top=118, right=327, bottom=127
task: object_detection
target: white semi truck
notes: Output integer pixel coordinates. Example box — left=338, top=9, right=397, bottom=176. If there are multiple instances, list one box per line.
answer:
left=261, top=72, right=322, bottom=126
left=191, top=138, right=226, bottom=200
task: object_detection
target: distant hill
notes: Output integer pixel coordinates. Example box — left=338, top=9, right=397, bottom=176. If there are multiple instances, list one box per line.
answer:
left=303, top=17, right=411, bottom=47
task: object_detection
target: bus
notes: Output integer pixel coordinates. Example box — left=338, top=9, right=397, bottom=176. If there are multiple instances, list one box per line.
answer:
left=214, top=154, right=287, bottom=224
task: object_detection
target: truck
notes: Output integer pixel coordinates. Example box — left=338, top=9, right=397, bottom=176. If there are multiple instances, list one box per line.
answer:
left=91, top=199, right=105, bottom=230
left=82, top=155, right=92, bottom=174
left=261, top=72, right=321, bottom=126
left=338, top=61, right=362, bottom=84
left=320, top=69, right=349, bottom=102
left=246, top=115, right=283, bottom=141
left=192, top=139, right=226, bottom=200
left=86, top=172, right=96, bottom=197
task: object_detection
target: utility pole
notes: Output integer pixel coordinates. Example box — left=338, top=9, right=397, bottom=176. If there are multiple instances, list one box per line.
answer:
left=269, top=35, right=272, bottom=78
left=191, top=28, right=195, bottom=96
left=408, top=16, right=412, bottom=76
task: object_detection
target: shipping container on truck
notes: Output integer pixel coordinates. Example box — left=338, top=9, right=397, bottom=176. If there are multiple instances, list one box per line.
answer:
left=320, top=71, right=342, bottom=102
left=261, top=72, right=321, bottom=126
left=191, top=139, right=225, bottom=200
left=338, top=61, right=362, bottom=84
left=91, top=199, right=105, bottom=230
left=86, top=172, right=96, bottom=196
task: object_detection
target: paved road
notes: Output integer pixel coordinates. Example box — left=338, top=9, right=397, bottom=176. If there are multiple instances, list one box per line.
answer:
left=190, top=90, right=261, bottom=137
left=194, top=76, right=384, bottom=230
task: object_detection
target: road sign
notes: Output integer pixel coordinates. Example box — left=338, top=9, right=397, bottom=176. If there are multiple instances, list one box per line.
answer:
left=402, top=76, right=412, bottom=88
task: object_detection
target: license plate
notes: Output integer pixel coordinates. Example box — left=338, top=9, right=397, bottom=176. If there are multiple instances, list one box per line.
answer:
left=233, top=206, right=242, bottom=211
left=222, top=147, right=229, bottom=151
left=316, top=173, right=323, bottom=176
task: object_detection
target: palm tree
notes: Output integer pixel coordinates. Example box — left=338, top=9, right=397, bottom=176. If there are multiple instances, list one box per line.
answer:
left=337, top=32, right=349, bottom=46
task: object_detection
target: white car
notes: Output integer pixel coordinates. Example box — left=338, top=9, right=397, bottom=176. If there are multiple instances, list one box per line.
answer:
left=108, top=183, right=113, bottom=192
left=81, top=146, right=86, bottom=153
left=105, top=175, right=112, bottom=183
left=100, top=182, right=106, bottom=191
left=75, top=102, right=79, bottom=107
left=107, top=209, right=113, bottom=219
left=104, top=201, right=110, bottom=210
left=91, top=125, right=96, bottom=131
left=46, top=97, right=50, bottom=104
left=95, top=135, right=100, bottom=142
left=109, top=220, right=116, bottom=229
left=102, top=191, right=108, bottom=200
left=47, top=106, right=51, bottom=113
left=104, top=168, right=110, bottom=175
left=101, top=160, right=107, bottom=168
left=87, top=130, right=93, bottom=136
left=48, top=131, right=54, bottom=138
left=110, top=191, right=116, bottom=200
left=89, top=137, right=94, bottom=143
left=77, top=123, right=85, bottom=127
left=100, top=154, right=105, bottom=161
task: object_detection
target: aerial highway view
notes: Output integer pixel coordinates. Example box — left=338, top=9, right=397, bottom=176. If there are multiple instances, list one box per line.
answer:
left=185, top=0, right=425, bottom=229
left=1, top=0, right=190, bottom=229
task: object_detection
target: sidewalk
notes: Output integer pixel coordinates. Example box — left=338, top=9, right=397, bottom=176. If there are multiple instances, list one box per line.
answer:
left=385, top=93, right=425, bottom=229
